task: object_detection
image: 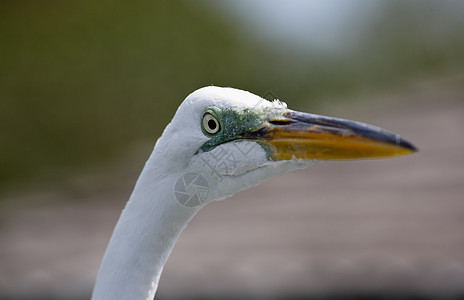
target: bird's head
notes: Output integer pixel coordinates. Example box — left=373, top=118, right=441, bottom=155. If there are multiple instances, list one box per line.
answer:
left=153, top=86, right=416, bottom=207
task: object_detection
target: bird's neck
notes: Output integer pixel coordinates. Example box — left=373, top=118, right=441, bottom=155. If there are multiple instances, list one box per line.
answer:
left=92, top=157, right=200, bottom=300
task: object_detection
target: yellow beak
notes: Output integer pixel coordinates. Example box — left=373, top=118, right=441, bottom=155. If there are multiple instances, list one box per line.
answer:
left=246, top=110, right=417, bottom=160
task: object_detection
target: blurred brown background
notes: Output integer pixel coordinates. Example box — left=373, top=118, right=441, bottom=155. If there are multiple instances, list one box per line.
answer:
left=1, top=1, right=464, bottom=299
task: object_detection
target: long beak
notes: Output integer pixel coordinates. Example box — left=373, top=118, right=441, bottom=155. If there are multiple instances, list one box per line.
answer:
left=245, top=110, right=417, bottom=160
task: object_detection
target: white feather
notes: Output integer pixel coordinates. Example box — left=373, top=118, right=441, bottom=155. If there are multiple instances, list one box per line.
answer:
left=91, top=86, right=315, bottom=299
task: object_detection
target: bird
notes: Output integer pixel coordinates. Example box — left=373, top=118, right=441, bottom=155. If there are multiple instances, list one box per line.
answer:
left=91, top=86, right=416, bottom=300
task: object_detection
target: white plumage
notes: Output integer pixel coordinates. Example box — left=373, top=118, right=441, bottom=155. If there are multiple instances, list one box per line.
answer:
left=91, top=86, right=416, bottom=299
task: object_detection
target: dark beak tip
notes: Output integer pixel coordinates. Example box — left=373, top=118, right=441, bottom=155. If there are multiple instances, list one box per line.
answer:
left=407, top=142, right=419, bottom=153
left=399, top=137, right=418, bottom=153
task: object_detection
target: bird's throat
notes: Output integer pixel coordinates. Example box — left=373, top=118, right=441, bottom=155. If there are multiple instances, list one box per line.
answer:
left=91, top=165, right=200, bottom=300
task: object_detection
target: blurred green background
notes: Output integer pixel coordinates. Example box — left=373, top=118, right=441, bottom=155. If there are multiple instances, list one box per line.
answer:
left=1, top=0, right=463, bottom=190
left=1, top=1, right=464, bottom=299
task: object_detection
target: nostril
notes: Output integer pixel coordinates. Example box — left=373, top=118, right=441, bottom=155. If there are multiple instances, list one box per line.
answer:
left=269, top=120, right=294, bottom=126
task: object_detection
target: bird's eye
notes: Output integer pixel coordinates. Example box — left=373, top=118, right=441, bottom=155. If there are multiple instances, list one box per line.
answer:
left=202, top=113, right=220, bottom=135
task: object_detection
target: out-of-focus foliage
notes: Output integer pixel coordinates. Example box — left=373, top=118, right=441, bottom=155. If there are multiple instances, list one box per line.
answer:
left=1, top=0, right=463, bottom=189
left=292, top=1, right=464, bottom=100
left=0, top=0, right=284, bottom=188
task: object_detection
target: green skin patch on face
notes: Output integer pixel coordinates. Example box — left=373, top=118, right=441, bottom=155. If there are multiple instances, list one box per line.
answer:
left=199, top=106, right=285, bottom=157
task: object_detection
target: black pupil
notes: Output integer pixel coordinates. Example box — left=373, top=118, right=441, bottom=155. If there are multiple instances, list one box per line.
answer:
left=208, top=119, right=217, bottom=130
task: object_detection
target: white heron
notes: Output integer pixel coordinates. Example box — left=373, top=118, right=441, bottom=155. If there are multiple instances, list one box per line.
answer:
left=91, top=86, right=416, bottom=299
